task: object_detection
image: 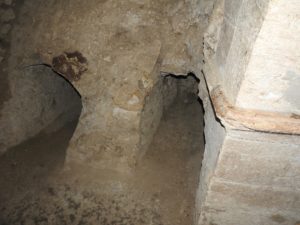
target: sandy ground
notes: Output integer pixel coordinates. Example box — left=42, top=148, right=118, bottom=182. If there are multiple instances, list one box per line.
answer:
left=0, top=94, right=204, bottom=225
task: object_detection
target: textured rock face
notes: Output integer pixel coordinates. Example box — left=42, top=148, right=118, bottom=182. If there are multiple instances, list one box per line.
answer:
left=0, top=0, right=83, bottom=154
left=0, top=65, right=82, bottom=152
left=0, top=0, right=206, bottom=170
left=2, top=0, right=299, bottom=224
left=0, top=0, right=16, bottom=112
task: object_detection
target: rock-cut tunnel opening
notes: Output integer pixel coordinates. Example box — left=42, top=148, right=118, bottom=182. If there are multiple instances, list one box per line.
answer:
left=140, top=72, right=204, bottom=159
left=0, top=68, right=205, bottom=224
left=0, top=65, right=82, bottom=194
left=137, top=73, right=205, bottom=224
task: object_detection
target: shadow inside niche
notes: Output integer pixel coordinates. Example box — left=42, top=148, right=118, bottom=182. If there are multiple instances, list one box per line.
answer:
left=0, top=65, right=82, bottom=200
left=136, top=72, right=205, bottom=224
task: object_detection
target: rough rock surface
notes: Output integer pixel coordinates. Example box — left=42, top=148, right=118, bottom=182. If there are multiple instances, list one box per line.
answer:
left=0, top=0, right=206, bottom=170
left=1, top=0, right=300, bottom=225
left=0, top=82, right=204, bottom=224
left=0, top=0, right=82, bottom=154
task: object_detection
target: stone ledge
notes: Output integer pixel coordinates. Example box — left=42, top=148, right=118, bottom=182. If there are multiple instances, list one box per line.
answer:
left=210, top=86, right=300, bottom=135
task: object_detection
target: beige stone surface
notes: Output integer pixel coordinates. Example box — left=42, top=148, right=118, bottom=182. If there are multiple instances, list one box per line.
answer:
left=200, top=178, right=300, bottom=225
left=196, top=71, right=226, bottom=222
left=1, top=0, right=300, bottom=224
left=203, top=0, right=269, bottom=105
left=198, top=1, right=300, bottom=224
left=236, top=0, right=300, bottom=114
left=217, top=132, right=300, bottom=188
left=197, top=130, right=300, bottom=225
left=0, top=0, right=205, bottom=170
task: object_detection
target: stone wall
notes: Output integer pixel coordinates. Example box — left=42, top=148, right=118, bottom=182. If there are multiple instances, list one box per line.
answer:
left=236, top=0, right=300, bottom=114
left=2, top=1, right=299, bottom=224
left=198, top=129, right=300, bottom=225
left=0, top=0, right=82, bottom=153
left=203, top=0, right=269, bottom=105
left=0, top=0, right=16, bottom=114
left=1, top=0, right=204, bottom=171
left=195, top=73, right=226, bottom=223
left=197, top=0, right=300, bottom=224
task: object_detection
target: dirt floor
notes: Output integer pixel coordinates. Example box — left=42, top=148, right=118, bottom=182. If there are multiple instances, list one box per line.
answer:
left=0, top=94, right=204, bottom=225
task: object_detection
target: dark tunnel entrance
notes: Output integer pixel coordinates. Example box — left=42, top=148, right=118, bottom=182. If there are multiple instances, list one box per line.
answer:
left=0, top=65, right=82, bottom=207
left=137, top=73, right=205, bottom=225
left=0, top=70, right=205, bottom=225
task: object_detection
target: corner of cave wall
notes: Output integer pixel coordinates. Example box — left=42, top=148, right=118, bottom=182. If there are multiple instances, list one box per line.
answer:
left=195, top=72, right=226, bottom=223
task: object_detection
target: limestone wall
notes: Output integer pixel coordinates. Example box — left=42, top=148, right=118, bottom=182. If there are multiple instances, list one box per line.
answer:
left=203, top=0, right=269, bottom=105
left=236, top=1, right=300, bottom=114
left=0, top=0, right=204, bottom=171
left=196, top=73, right=226, bottom=222
left=0, top=0, right=82, bottom=153
left=198, top=130, right=300, bottom=225
left=3, top=1, right=299, bottom=224
left=197, top=0, right=300, bottom=224
left=0, top=0, right=15, bottom=111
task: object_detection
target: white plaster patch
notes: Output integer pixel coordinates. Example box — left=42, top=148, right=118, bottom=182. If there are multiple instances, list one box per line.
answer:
left=259, top=92, right=282, bottom=101
left=113, top=107, right=138, bottom=120
left=128, top=95, right=140, bottom=105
